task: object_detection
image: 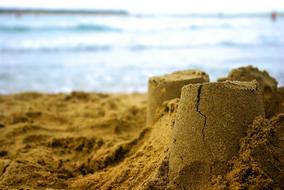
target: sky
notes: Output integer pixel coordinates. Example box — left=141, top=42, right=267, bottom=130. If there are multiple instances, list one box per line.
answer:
left=0, top=0, right=284, bottom=14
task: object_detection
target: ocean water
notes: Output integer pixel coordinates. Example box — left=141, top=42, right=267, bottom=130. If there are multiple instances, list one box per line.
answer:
left=0, top=14, right=283, bottom=93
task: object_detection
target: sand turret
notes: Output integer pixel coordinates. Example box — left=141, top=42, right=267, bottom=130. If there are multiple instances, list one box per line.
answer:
left=218, top=66, right=278, bottom=117
left=169, top=80, right=265, bottom=189
left=147, top=70, right=209, bottom=126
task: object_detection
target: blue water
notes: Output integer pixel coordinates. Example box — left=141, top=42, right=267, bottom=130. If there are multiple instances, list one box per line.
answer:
left=0, top=14, right=283, bottom=93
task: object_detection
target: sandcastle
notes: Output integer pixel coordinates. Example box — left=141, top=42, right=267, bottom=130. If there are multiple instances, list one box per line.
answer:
left=147, top=68, right=267, bottom=189
left=147, top=70, right=209, bottom=126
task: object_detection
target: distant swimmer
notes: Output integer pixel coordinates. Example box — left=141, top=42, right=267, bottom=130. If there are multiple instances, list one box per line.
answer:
left=271, top=11, right=277, bottom=21
left=218, top=12, right=224, bottom=18
left=15, top=12, right=22, bottom=18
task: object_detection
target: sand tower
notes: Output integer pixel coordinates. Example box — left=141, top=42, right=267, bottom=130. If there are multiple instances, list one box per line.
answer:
left=218, top=66, right=278, bottom=117
left=169, top=81, right=265, bottom=189
left=147, top=70, right=209, bottom=126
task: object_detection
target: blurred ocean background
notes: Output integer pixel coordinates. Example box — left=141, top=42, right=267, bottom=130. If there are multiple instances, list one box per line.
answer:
left=0, top=12, right=283, bottom=93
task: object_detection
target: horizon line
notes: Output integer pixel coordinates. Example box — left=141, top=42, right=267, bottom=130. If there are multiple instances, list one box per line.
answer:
left=0, top=8, right=129, bottom=15
left=0, top=7, right=283, bottom=17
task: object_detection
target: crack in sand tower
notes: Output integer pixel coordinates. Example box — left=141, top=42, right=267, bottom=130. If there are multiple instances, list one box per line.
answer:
left=196, top=84, right=211, bottom=157
left=196, top=85, right=207, bottom=141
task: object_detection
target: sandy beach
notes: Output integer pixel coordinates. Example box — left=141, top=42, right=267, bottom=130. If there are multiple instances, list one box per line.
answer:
left=0, top=66, right=284, bottom=189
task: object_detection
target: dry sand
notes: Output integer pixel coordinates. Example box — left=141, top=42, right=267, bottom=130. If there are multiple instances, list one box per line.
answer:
left=0, top=66, right=283, bottom=190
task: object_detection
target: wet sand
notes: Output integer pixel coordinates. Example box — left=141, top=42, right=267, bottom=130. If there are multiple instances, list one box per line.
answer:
left=0, top=66, right=283, bottom=189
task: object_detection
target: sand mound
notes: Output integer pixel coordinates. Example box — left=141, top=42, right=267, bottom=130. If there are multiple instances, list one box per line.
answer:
left=276, top=87, right=284, bottom=114
left=0, top=67, right=283, bottom=189
left=212, top=114, right=284, bottom=189
left=0, top=92, right=148, bottom=189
